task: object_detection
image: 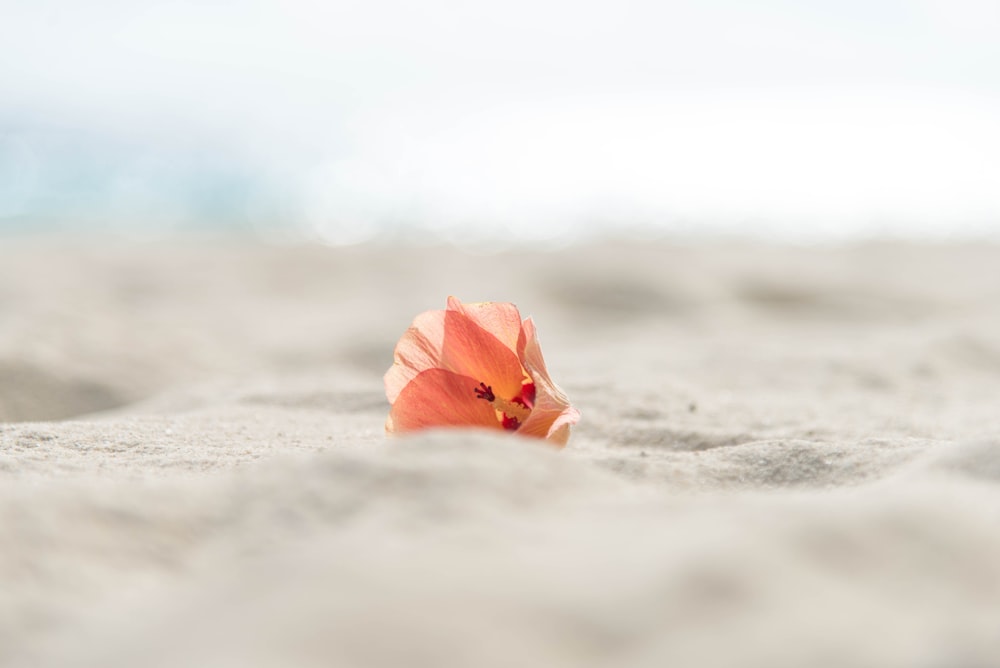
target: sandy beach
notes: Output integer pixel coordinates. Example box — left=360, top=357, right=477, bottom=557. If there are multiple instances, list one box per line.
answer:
left=2, top=238, right=999, bottom=667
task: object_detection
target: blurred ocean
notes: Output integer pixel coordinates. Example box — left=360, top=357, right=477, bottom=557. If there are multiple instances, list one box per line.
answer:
left=2, top=0, right=998, bottom=244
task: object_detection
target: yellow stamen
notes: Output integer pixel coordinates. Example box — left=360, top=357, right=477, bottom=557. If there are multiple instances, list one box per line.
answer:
left=491, top=395, right=530, bottom=422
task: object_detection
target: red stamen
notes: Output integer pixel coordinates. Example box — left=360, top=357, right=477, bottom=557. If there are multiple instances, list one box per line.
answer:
left=502, top=414, right=520, bottom=431
left=474, top=382, right=495, bottom=402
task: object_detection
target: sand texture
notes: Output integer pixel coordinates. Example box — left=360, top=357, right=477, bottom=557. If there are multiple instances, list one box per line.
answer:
left=1, top=239, right=1000, bottom=667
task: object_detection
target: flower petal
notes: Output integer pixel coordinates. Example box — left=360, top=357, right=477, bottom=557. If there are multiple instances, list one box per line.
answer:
left=384, top=309, right=447, bottom=403
left=446, top=296, right=524, bottom=357
left=440, top=310, right=525, bottom=400
left=385, top=303, right=526, bottom=405
left=386, top=368, right=503, bottom=433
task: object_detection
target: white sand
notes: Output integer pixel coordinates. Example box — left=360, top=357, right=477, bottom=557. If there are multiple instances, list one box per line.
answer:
left=2, top=239, right=999, bottom=667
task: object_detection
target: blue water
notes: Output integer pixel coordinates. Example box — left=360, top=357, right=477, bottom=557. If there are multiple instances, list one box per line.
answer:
left=0, top=123, right=280, bottom=235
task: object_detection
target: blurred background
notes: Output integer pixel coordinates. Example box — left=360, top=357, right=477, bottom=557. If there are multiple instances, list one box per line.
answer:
left=1, top=0, right=998, bottom=245
left=4, top=6, right=1000, bottom=666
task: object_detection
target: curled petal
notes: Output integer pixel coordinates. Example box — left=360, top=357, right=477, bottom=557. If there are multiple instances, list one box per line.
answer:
left=516, top=317, right=580, bottom=446
left=523, top=406, right=581, bottom=446
left=387, top=368, right=502, bottom=433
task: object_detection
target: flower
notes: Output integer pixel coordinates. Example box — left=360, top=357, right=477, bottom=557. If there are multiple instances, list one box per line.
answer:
left=384, top=297, right=580, bottom=446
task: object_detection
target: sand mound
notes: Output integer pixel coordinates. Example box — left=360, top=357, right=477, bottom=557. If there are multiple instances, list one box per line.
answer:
left=0, top=361, right=126, bottom=422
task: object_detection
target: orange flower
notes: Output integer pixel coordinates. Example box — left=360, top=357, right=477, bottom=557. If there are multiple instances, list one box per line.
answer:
left=384, top=297, right=581, bottom=446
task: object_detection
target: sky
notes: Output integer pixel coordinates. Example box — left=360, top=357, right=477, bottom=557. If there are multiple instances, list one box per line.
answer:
left=1, top=0, right=999, bottom=242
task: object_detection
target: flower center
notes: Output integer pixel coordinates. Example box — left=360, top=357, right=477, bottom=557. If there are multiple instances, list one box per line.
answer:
left=474, top=382, right=530, bottom=424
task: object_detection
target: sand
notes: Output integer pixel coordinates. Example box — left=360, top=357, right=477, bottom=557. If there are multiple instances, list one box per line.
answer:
left=1, top=238, right=999, bottom=667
